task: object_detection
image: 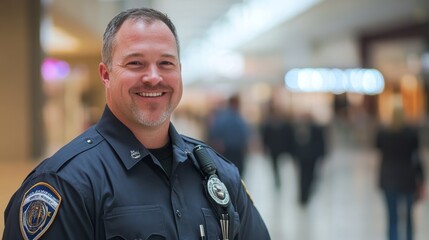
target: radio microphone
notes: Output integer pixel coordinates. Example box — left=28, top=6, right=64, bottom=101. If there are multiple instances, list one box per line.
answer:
left=192, top=144, right=233, bottom=240
left=193, top=145, right=217, bottom=176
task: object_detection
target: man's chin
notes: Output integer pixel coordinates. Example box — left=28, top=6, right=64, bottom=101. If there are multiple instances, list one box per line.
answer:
left=136, top=114, right=169, bottom=127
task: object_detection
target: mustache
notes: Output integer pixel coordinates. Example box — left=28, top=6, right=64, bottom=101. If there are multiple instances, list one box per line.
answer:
left=131, top=82, right=171, bottom=92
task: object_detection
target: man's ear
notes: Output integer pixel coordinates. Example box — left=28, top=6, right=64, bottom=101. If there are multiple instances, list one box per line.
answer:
left=99, top=62, right=110, bottom=86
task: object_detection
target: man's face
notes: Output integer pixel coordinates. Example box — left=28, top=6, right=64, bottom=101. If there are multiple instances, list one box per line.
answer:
left=99, top=19, right=182, bottom=129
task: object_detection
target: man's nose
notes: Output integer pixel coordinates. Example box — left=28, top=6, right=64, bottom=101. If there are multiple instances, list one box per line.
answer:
left=142, top=65, right=162, bottom=82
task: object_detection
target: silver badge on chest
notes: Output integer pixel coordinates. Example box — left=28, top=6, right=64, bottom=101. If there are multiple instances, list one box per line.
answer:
left=207, top=175, right=230, bottom=207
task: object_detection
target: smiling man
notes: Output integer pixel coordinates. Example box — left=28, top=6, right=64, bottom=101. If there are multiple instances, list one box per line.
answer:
left=100, top=15, right=183, bottom=148
left=3, top=8, right=270, bottom=240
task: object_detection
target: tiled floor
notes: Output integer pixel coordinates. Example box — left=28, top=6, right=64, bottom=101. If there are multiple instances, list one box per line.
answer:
left=243, top=127, right=429, bottom=240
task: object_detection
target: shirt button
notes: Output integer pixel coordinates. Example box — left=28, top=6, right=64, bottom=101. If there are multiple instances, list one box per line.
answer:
left=86, top=138, right=93, bottom=144
left=176, top=209, right=182, bottom=218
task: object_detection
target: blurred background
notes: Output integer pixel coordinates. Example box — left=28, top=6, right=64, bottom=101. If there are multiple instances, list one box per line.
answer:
left=1, top=0, right=429, bottom=239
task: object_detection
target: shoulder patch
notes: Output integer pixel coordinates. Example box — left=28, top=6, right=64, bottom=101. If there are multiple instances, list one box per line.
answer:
left=20, top=182, right=62, bottom=240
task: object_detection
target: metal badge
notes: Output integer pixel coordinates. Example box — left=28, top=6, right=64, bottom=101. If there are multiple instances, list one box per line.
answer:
left=207, top=175, right=230, bottom=207
left=130, top=150, right=141, bottom=159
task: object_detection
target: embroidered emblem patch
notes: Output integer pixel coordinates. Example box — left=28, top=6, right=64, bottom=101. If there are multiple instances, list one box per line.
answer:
left=20, top=182, right=62, bottom=240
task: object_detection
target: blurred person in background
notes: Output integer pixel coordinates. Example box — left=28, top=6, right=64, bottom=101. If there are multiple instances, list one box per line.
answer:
left=375, top=108, right=426, bottom=240
left=260, top=98, right=294, bottom=190
left=3, top=8, right=270, bottom=240
left=207, top=94, right=251, bottom=176
left=292, top=112, right=326, bottom=206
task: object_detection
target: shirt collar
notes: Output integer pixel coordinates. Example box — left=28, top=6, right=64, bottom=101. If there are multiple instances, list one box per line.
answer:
left=95, top=106, right=190, bottom=170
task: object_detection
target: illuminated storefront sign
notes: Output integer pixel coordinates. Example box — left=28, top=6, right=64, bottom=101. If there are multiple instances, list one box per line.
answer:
left=284, top=68, right=385, bottom=94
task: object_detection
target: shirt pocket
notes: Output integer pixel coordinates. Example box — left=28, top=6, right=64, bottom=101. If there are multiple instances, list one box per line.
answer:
left=201, top=208, right=241, bottom=240
left=104, top=205, right=166, bottom=240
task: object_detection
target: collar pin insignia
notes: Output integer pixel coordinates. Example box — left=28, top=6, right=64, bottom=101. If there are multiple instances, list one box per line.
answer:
left=130, top=150, right=141, bottom=159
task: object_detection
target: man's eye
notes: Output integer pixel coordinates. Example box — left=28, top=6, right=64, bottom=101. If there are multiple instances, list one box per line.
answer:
left=160, top=61, right=174, bottom=66
left=127, top=61, right=141, bottom=66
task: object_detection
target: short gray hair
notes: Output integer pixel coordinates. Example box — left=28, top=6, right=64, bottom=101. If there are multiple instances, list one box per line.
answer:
left=101, top=8, right=180, bottom=68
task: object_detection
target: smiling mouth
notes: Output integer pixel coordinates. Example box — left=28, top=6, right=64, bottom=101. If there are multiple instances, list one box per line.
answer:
left=137, top=92, right=163, bottom=97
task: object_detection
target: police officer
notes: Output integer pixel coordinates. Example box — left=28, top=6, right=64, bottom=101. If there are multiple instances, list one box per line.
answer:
left=3, top=8, right=270, bottom=240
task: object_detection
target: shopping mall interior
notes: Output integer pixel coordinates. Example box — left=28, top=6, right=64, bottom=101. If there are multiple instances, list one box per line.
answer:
left=1, top=0, right=429, bottom=239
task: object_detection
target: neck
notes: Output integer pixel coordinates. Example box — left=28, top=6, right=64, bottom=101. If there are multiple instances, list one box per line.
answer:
left=107, top=105, right=171, bottom=148
left=133, top=122, right=170, bottom=149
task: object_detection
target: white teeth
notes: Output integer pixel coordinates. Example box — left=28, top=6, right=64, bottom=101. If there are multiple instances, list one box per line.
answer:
left=138, top=92, right=162, bottom=97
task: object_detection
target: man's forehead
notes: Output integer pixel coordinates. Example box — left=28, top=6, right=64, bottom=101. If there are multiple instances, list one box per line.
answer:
left=111, top=22, right=178, bottom=59
left=115, top=19, right=175, bottom=43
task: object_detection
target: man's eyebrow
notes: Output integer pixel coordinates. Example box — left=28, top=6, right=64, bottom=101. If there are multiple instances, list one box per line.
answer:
left=122, top=52, right=144, bottom=59
left=161, top=53, right=178, bottom=60
left=122, top=52, right=178, bottom=59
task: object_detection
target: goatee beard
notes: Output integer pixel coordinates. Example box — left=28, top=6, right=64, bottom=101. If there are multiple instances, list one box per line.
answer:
left=131, top=104, right=172, bottom=127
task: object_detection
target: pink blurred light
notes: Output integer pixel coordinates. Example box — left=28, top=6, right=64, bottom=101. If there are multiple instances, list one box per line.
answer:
left=41, top=58, right=70, bottom=82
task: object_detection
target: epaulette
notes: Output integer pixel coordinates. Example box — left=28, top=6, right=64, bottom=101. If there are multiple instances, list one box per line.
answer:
left=181, top=134, right=208, bottom=147
left=181, top=135, right=232, bottom=164
left=36, top=127, right=104, bottom=173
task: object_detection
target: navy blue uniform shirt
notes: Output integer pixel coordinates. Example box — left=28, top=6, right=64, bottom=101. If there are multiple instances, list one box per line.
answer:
left=3, top=106, right=270, bottom=240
